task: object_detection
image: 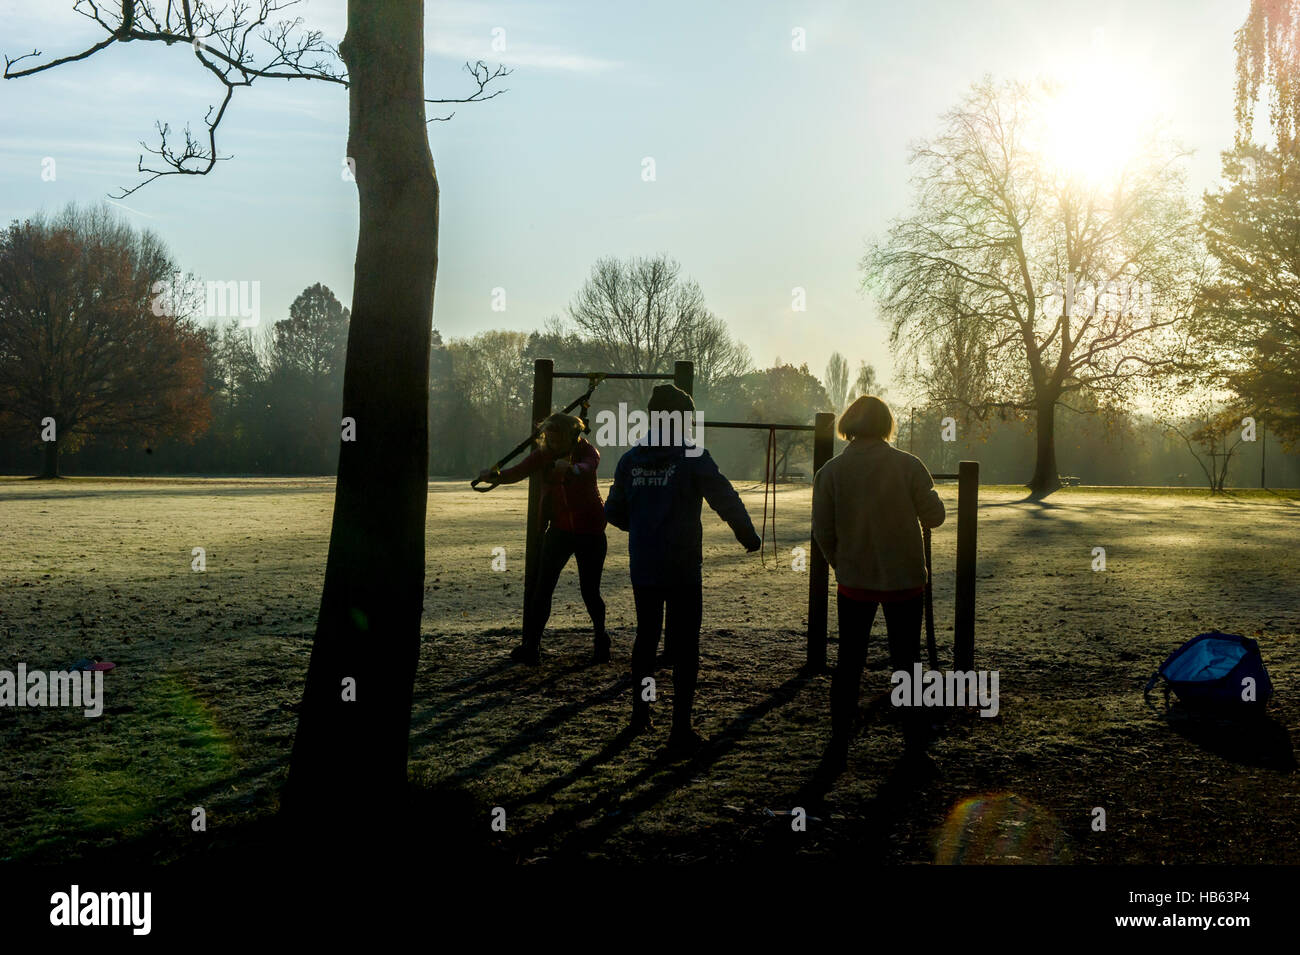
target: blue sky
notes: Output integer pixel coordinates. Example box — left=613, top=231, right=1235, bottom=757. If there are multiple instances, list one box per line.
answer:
left=0, top=0, right=1247, bottom=392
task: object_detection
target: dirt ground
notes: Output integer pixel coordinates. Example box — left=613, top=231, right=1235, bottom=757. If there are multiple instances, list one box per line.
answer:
left=1, top=476, right=1297, bottom=864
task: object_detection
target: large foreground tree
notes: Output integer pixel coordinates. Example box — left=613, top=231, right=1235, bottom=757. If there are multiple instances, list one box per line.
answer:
left=6, top=0, right=507, bottom=838
left=863, top=78, right=1202, bottom=495
left=0, top=204, right=209, bottom=477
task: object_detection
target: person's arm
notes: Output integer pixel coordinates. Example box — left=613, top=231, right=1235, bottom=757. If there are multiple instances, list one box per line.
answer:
left=912, top=457, right=946, bottom=529
left=604, top=456, right=629, bottom=531
left=570, top=440, right=599, bottom=478
left=811, top=465, right=837, bottom=568
left=694, top=452, right=761, bottom=551
left=487, top=448, right=545, bottom=486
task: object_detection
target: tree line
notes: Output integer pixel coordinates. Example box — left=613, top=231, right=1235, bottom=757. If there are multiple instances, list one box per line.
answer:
left=2, top=214, right=1296, bottom=490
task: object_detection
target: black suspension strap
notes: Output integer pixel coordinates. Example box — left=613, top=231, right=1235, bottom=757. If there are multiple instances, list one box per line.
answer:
left=470, top=373, right=606, bottom=492
left=924, top=525, right=938, bottom=668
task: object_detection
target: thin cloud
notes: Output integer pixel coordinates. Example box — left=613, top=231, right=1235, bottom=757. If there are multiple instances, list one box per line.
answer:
left=428, top=31, right=619, bottom=73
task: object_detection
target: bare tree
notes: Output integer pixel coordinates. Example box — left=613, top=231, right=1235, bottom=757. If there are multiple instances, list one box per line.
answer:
left=849, top=360, right=885, bottom=403
left=6, top=0, right=509, bottom=839
left=1162, top=405, right=1246, bottom=494
left=564, top=255, right=722, bottom=402
left=678, top=311, right=751, bottom=401
left=824, top=352, right=849, bottom=412
left=863, top=77, right=1202, bottom=495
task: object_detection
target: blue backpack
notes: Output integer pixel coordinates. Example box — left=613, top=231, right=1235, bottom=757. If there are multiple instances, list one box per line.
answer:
left=1144, top=631, right=1273, bottom=712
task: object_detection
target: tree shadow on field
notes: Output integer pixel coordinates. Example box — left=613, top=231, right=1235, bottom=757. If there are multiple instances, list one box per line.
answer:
left=505, top=669, right=817, bottom=857
left=416, top=677, right=629, bottom=782
left=1161, top=707, right=1296, bottom=772
left=410, top=654, right=589, bottom=731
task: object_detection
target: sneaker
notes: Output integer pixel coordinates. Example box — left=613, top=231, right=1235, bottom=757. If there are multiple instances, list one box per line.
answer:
left=665, top=728, right=704, bottom=758
left=509, top=644, right=540, bottom=666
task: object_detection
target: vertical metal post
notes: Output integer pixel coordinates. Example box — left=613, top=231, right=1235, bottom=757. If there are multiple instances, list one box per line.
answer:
left=673, top=359, right=694, bottom=397
left=954, top=460, right=978, bottom=671
left=806, top=412, right=835, bottom=671
left=523, top=359, right=553, bottom=628
left=1261, top=418, right=1266, bottom=489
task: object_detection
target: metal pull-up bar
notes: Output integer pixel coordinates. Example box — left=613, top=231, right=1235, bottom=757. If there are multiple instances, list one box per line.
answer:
left=520, top=358, right=976, bottom=674
left=522, top=360, right=697, bottom=621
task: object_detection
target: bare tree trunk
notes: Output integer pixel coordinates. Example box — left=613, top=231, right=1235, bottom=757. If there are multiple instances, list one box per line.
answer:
left=284, top=0, right=437, bottom=838
left=37, top=436, right=59, bottom=479
left=1028, top=392, right=1061, bottom=497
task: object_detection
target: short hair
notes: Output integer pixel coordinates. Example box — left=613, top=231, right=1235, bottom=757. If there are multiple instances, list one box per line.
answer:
left=838, top=395, right=895, bottom=442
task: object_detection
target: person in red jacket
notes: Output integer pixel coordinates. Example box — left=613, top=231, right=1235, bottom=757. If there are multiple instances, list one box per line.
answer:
left=478, top=413, right=610, bottom=665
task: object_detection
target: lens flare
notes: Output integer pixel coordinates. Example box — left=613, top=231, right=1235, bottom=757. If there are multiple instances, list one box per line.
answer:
left=935, top=792, right=1066, bottom=864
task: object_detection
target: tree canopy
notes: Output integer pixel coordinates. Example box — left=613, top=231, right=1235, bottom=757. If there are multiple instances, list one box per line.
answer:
left=0, top=204, right=210, bottom=477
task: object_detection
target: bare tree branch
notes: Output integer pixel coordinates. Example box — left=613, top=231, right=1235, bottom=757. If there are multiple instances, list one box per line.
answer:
left=5, top=1, right=510, bottom=195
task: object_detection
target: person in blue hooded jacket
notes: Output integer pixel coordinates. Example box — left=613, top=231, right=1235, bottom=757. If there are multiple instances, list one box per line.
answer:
left=604, top=384, right=762, bottom=756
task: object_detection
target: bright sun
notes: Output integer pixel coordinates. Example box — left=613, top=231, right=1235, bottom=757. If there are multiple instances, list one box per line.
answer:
left=1039, top=41, right=1162, bottom=186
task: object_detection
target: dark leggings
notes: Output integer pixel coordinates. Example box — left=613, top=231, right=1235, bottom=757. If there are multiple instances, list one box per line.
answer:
left=523, top=528, right=607, bottom=648
left=630, top=582, right=703, bottom=730
left=831, top=592, right=927, bottom=750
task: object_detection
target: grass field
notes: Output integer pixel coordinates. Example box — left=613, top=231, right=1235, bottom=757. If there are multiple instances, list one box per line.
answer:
left=1, top=476, right=1297, bottom=863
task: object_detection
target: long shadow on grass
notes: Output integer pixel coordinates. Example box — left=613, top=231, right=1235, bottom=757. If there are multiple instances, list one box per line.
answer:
left=414, top=677, right=630, bottom=782
left=409, top=656, right=604, bottom=739
left=504, top=668, right=817, bottom=858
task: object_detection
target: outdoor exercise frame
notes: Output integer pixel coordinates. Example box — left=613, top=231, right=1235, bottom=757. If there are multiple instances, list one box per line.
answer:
left=521, top=358, right=978, bottom=672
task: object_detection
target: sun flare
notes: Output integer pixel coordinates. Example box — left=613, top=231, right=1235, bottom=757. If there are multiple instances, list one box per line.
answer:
left=1040, top=49, right=1162, bottom=185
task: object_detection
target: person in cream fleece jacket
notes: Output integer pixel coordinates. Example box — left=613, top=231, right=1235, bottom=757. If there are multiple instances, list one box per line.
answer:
left=812, top=395, right=945, bottom=779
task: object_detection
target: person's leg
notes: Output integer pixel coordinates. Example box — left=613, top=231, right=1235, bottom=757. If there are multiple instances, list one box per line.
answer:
left=630, top=586, right=665, bottom=730
left=517, top=527, right=574, bottom=659
left=830, top=594, right=879, bottom=746
left=666, top=579, right=704, bottom=745
left=882, top=594, right=927, bottom=754
left=573, top=531, right=609, bottom=660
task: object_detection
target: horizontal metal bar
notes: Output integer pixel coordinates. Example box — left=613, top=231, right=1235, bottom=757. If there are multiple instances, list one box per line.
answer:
left=551, top=371, right=676, bottom=380
left=705, top=420, right=817, bottom=431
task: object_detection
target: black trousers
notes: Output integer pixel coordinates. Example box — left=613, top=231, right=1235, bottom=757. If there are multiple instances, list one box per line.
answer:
left=522, top=528, right=607, bottom=649
left=831, top=592, right=928, bottom=751
left=630, top=580, right=703, bottom=730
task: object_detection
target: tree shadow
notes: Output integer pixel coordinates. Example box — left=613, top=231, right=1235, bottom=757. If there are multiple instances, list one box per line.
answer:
left=410, top=654, right=589, bottom=729
left=986, top=492, right=1062, bottom=509
left=416, top=677, right=629, bottom=782
left=504, top=668, right=819, bottom=857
